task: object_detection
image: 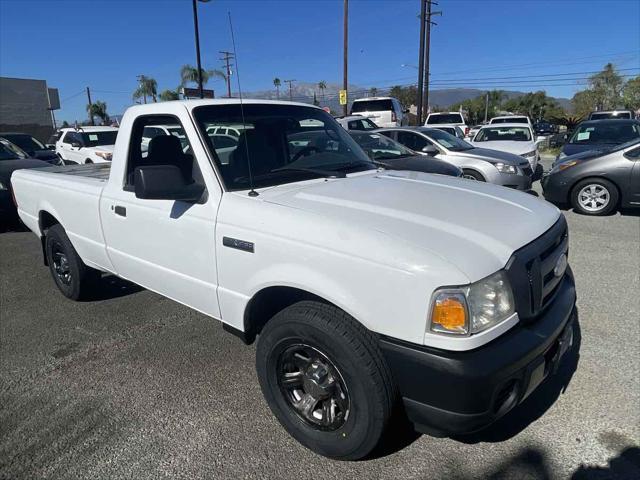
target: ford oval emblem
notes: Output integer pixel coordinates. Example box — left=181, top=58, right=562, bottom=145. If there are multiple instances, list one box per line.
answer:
left=554, top=254, right=568, bottom=278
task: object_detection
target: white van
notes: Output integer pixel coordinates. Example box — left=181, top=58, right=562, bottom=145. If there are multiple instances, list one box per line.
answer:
left=350, top=97, right=407, bottom=127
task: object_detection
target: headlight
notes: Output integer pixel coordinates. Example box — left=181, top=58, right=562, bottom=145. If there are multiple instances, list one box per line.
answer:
left=95, top=151, right=112, bottom=160
left=522, top=150, right=536, bottom=158
left=0, top=181, right=7, bottom=191
left=493, top=162, right=518, bottom=174
left=550, top=159, right=582, bottom=173
left=429, top=271, right=515, bottom=336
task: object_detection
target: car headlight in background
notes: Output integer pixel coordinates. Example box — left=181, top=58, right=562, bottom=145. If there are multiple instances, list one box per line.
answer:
left=95, top=151, right=113, bottom=161
left=429, top=270, right=515, bottom=336
left=493, top=162, right=518, bottom=174
left=521, top=150, right=536, bottom=158
left=550, top=159, right=583, bottom=173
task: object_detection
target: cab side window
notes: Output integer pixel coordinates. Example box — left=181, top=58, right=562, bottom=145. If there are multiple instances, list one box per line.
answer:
left=125, top=115, right=203, bottom=190
left=397, top=131, right=429, bottom=151
left=625, top=146, right=640, bottom=159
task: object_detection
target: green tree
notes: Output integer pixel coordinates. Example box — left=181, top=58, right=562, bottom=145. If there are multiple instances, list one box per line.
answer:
left=273, top=77, right=281, bottom=99
left=503, top=91, right=563, bottom=121
left=313, top=91, right=319, bottom=106
left=159, top=88, right=180, bottom=101
left=389, top=85, right=418, bottom=109
left=180, top=65, right=227, bottom=88
left=133, top=75, right=158, bottom=103
left=87, top=101, right=109, bottom=125
left=61, top=120, right=70, bottom=128
left=572, top=89, right=598, bottom=117
left=589, top=63, right=624, bottom=110
left=318, top=80, right=327, bottom=99
left=369, top=87, right=378, bottom=97
left=622, top=76, right=640, bottom=110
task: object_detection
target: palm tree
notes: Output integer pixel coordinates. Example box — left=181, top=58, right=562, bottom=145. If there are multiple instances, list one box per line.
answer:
left=273, top=78, right=281, bottom=99
left=133, top=75, right=158, bottom=103
left=180, top=65, right=227, bottom=89
left=318, top=80, right=327, bottom=99
left=87, top=101, right=109, bottom=125
left=159, top=88, right=180, bottom=101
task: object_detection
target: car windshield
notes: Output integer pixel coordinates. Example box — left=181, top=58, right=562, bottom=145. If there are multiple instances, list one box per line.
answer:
left=569, top=123, right=640, bottom=145
left=590, top=112, right=632, bottom=120
left=193, top=104, right=375, bottom=190
left=351, top=100, right=393, bottom=113
left=349, top=132, right=415, bottom=160
left=475, top=126, right=532, bottom=142
left=347, top=118, right=378, bottom=130
left=79, top=130, right=118, bottom=147
left=2, top=134, right=44, bottom=152
left=492, top=117, right=528, bottom=124
left=426, top=114, right=463, bottom=124
left=423, top=128, right=474, bottom=151
left=0, top=140, right=28, bottom=160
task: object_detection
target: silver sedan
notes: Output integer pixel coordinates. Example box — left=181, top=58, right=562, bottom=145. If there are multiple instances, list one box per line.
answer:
left=377, top=127, right=533, bottom=190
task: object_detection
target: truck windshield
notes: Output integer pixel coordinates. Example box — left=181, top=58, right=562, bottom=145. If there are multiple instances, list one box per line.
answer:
left=80, top=131, right=118, bottom=147
left=423, top=128, right=474, bottom=151
left=193, top=104, right=375, bottom=191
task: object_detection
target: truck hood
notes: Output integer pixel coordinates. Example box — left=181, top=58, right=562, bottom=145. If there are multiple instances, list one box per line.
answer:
left=456, top=147, right=527, bottom=165
left=261, top=170, right=560, bottom=281
left=469, top=141, right=534, bottom=156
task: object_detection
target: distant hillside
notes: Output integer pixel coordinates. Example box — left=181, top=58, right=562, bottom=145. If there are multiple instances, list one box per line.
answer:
left=239, top=82, right=572, bottom=113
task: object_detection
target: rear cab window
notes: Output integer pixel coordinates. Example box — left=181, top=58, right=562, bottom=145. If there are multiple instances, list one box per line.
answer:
left=426, top=113, right=464, bottom=125
left=351, top=100, right=394, bottom=113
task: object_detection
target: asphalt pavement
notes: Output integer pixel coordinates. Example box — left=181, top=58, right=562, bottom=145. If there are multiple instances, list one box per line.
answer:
left=1, top=157, right=639, bottom=479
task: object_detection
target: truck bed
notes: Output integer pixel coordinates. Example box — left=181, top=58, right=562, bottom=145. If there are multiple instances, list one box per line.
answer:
left=39, top=162, right=111, bottom=181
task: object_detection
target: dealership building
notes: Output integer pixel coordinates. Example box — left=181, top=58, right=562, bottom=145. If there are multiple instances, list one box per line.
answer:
left=0, top=76, right=60, bottom=142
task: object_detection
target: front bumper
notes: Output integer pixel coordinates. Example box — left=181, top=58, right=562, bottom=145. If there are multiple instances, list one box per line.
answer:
left=494, top=171, right=532, bottom=190
left=379, top=272, right=576, bottom=436
left=541, top=173, right=571, bottom=204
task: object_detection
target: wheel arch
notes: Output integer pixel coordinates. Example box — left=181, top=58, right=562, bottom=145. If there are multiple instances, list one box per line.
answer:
left=38, top=210, right=62, bottom=266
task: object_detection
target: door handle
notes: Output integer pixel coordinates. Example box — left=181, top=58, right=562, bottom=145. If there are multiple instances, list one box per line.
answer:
left=114, top=205, right=126, bottom=217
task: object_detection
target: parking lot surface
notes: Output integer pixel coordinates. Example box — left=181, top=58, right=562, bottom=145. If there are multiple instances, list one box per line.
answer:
left=1, top=161, right=639, bottom=479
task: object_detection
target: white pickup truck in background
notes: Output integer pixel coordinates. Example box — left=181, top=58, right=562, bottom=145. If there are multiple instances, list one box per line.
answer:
left=11, top=99, right=577, bottom=460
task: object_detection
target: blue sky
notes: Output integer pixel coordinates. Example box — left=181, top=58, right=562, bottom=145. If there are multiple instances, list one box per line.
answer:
left=1, top=0, right=639, bottom=122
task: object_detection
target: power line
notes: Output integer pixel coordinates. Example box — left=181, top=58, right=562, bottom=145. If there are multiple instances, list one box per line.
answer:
left=219, top=50, right=235, bottom=98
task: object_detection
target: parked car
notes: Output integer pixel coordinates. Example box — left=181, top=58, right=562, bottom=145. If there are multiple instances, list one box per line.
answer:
left=55, top=126, right=119, bottom=164
left=348, top=131, right=462, bottom=177
left=557, top=119, right=640, bottom=161
left=0, top=132, right=61, bottom=165
left=467, top=124, right=483, bottom=139
left=432, top=125, right=466, bottom=139
left=0, top=139, right=51, bottom=222
left=350, top=97, right=408, bottom=127
left=335, top=115, right=378, bottom=131
left=542, top=139, right=640, bottom=215
left=424, top=112, right=469, bottom=136
left=379, top=127, right=533, bottom=190
left=141, top=124, right=188, bottom=152
left=534, top=121, right=558, bottom=136
left=489, top=115, right=533, bottom=127
left=470, top=123, right=540, bottom=172
left=588, top=110, right=634, bottom=120
left=11, top=99, right=576, bottom=460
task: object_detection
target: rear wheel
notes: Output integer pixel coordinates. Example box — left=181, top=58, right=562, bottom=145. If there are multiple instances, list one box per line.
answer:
left=45, top=224, right=100, bottom=300
left=256, top=301, right=396, bottom=460
left=462, top=169, right=485, bottom=181
left=571, top=178, right=618, bottom=216
left=85, top=159, right=93, bottom=164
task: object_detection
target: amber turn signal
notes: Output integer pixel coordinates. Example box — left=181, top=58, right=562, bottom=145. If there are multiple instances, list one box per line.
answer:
left=431, top=293, right=468, bottom=335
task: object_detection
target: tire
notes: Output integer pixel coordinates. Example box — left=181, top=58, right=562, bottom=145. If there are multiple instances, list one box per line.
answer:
left=571, top=178, right=619, bottom=216
left=256, top=301, right=396, bottom=460
left=85, top=159, right=93, bottom=164
left=462, top=169, right=485, bottom=181
left=45, top=224, right=100, bottom=300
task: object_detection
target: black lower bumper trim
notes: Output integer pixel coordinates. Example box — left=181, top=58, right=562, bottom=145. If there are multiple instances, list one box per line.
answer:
left=380, top=274, right=577, bottom=436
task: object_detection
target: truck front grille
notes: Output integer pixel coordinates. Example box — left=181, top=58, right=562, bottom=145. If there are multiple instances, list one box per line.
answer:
left=505, top=216, right=569, bottom=323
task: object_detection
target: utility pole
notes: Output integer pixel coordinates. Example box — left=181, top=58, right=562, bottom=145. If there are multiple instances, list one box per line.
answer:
left=484, top=91, right=489, bottom=123
left=342, top=0, right=349, bottom=116
left=192, top=0, right=206, bottom=99
left=284, top=79, right=296, bottom=101
left=422, top=1, right=441, bottom=120
left=219, top=51, right=235, bottom=97
left=86, top=86, right=94, bottom=126
left=416, top=0, right=427, bottom=125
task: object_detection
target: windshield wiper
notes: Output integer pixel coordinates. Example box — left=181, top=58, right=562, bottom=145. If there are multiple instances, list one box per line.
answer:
left=271, top=166, right=346, bottom=178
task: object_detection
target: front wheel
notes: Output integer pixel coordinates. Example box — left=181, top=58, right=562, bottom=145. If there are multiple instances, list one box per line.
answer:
left=571, top=178, right=618, bottom=216
left=256, top=301, right=396, bottom=460
left=462, top=169, right=485, bottom=181
left=45, top=224, right=100, bottom=300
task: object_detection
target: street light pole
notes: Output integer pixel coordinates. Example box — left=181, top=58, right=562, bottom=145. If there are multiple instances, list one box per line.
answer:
left=192, top=0, right=205, bottom=99
left=416, top=0, right=426, bottom=125
left=342, top=0, right=349, bottom=116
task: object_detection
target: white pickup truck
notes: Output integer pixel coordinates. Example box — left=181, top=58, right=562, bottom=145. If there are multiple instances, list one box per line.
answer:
left=11, top=100, right=577, bottom=460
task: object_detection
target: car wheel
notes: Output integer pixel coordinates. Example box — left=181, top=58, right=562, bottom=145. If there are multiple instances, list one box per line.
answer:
left=462, top=169, right=485, bottom=181
left=45, top=224, right=100, bottom=300
left=571, top=178, right=619, bottom=216
left=256, top=301, right=396, bottom=460
left=85, top=159, right=93, bottom=164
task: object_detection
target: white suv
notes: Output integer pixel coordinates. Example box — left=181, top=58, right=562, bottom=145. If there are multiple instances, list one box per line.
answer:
left=350, top=97, right=407, bottom=127
left=424, top=112, right=469, bottom=136
left=56, top=126, right=118, bottom=164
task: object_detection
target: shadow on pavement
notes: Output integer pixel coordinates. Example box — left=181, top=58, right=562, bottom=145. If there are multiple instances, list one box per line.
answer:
left=572, top=447, right=640, bottom=480
left=82, top=274, right=144, bottom=302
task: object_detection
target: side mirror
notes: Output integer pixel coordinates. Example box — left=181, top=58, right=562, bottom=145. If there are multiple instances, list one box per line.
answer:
left=134, top=165, right=204, bottom=202
left=71, top=142, right=82, bottom=148
left=422, top=145, right=439, bottom=155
